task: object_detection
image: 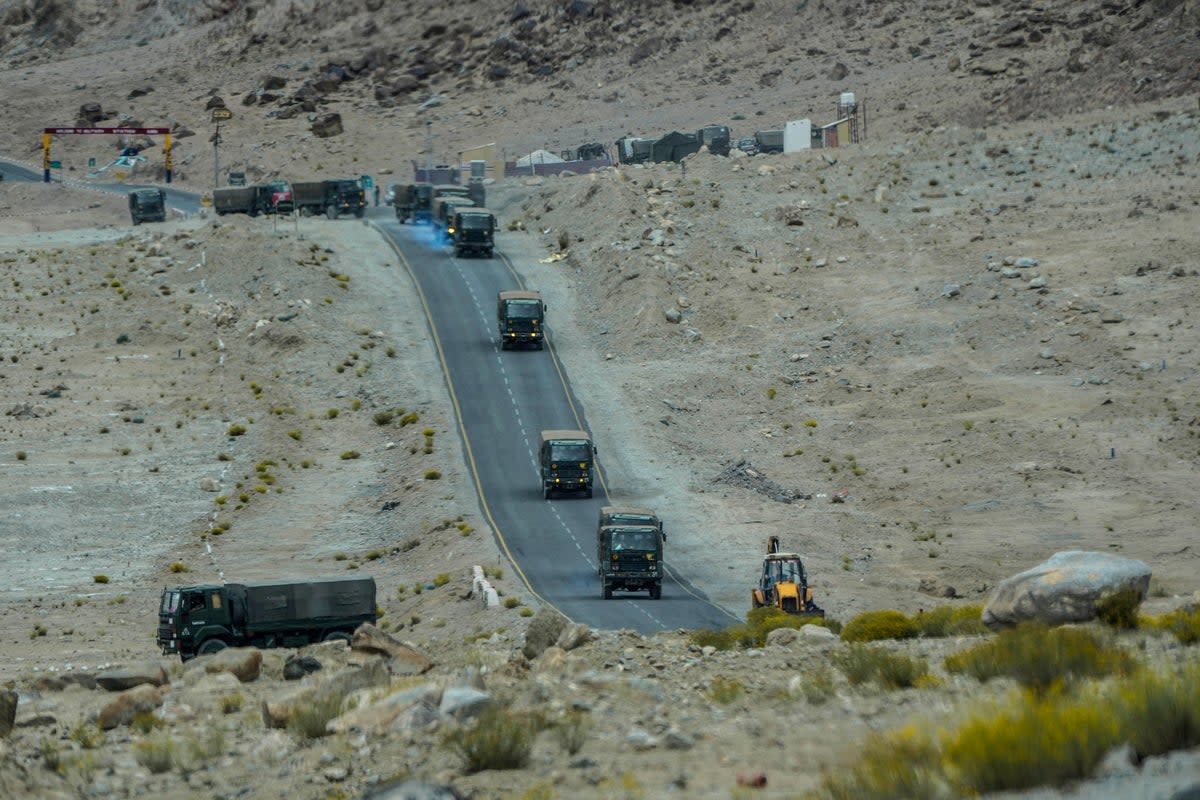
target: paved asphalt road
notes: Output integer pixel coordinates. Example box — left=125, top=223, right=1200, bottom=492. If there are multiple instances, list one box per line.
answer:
left=376, top=216, right=738, bottom=634
left=0, top=157, right=737, bottom=633
left=0, top=158, right=201, bottom=215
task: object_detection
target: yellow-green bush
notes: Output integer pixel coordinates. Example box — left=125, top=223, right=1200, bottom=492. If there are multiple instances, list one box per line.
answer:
left=1147, top=607, right=1200, bottom=644
left=707, top=676, right=745, bottom=705
left=943, top=622, right=1135, bottom=694
left=811, top=665, right=1200, bottom=799
left=912, top=604, right=987, bottom=637
left=841, top=609, right=918, bottom=642
left=689, top=607, right=836, bottom=651
left=813, top=725, right=947, bottom=800
left=943, top=692, right=1117, bottom=793
left=833, top=644, right=928, bottom=689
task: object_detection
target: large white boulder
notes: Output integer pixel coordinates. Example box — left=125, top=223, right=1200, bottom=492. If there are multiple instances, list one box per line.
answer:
left=982, top=550, right=1151, bottom=629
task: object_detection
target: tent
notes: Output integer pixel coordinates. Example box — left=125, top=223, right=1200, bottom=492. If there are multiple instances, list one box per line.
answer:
left=515, top=149, right=565, bottom=167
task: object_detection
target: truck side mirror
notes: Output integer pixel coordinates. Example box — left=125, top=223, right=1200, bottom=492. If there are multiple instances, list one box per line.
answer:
left=592, top=445, right=598, bottom=454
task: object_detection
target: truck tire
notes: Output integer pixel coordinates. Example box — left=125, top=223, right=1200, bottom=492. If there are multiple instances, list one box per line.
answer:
left=603, top=583, right=612, bottom=600
left=325, top=205, right=337, bottom=220
left=650, top=583, right=662, bottom=600
left=584, top=487, right=593, bottom=499
left=322, top=631, right=351, bottom=644
left=197, top=638, right=228, bottom=656
left=542, top=485, right=552, bottom=501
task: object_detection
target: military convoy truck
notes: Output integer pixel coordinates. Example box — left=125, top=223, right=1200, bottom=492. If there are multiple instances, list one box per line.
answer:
left=497, top=290, right=546, bottom=349
left=697, top=124, right=732, bottom=156
left=432, top=196, right=475, bottom=242
left=754, top=129, right=785, bottom=154
left=292, top=179, right=367, bottom=218
left=128, top=188, right=166, bottom=224
left=157, top=577, right=376, bottom=660
left=539, top=429, right=595, bottom=499
left=451, top=207, right=496, bottom=257
left=597, top=506, right=666, bottom=599
left=213, top=186, right=267, bottom=216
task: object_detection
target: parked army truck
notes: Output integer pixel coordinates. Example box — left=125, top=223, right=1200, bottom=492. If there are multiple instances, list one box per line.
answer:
left=292, top=179, right=367, bottom=218
left=497, top=290, right=546, bottom=350
left=451, top=207, right=496, bottom=257
left=157, top=577, right=376, bottom=660
left=754, top=129, right=785, bottom=154
left=539, top=429, right=595, bottom=499
left=697, top=124, right=732, bottom=156
left=597, top=506, right=666, bottom=600
left=128, top=188, right=166, bottom=224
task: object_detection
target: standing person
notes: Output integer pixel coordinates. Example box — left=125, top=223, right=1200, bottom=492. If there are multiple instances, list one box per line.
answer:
left=373, top=184, right=380, bottom=207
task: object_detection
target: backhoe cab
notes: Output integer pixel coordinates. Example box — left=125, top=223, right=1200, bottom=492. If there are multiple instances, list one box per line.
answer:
left=751, top=535, right=823, bottom=616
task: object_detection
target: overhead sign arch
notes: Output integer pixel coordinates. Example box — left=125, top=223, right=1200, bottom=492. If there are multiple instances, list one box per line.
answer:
left=41, top=127, right=174, bottom=183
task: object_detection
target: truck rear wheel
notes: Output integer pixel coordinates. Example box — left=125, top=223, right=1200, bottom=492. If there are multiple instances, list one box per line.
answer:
left=354, top=208, right=365, bottom=219
left=197, top=638, right=228, bottom=656
left=325, top=205, right=337, bottom=220
left=650, top=584, right=661, bottom=600
left=602, top=583, right=612, bottom=600
left=322, top=631, right=351, bottom=644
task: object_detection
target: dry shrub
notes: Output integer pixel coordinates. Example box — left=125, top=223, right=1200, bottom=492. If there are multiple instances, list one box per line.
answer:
left=841, top=609, right=918, bottom=642
left=1095, top=588, right=1143, bottom=629
left=813, top=724, right=948, bottom=800
left=707, top=676, right=745, bottom=705
left=553, top=710, right=592, bottom=755
left=1147, top=607, right=1200, bottom=644
left=833, top=644, right=928, bottom=689
left=912, top=604, right=987, bottom=637
left=943, top=622, right=1135, bottom=694
left=133, top=734, right=178, bottom=774
left=442, top=706, right=535, bottom=772
left=288, top=690, right=346, bottom=739
left=943, top=692, right=1117, bottom=794
left=1108, top=666, right=1200, bottom=759
left=689, top=607, right=836, bottom=651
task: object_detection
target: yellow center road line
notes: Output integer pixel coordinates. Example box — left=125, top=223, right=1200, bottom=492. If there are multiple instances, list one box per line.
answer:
left=375, top=223, right=559, bottom=617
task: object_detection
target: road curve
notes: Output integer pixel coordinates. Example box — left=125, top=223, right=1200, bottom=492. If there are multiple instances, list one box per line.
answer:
left=375, top=217, right=738, bottom=634
left=0, top=158, right=201, bottom=215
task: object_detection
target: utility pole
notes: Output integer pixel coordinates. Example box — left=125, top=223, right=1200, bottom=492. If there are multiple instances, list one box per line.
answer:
left=210, top=107, right=232, bottom=189
left=424, top=119, right=433, bottom=181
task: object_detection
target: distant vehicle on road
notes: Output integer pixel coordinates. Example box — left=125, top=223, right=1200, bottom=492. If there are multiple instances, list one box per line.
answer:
left=597, top=506, right=666, bottom=600
left=497, top=290, right=546, bottom=350
left=227, top=171, right=247, bottom=186
left=451, top=207, right=495, bottom=258
left=736, top=137, right=759, bottom=156
left=128, top=188, right=166, bottom=224
left=540, top=429, right=596, bottom=499
left=292, top=179, right=366, bottom=218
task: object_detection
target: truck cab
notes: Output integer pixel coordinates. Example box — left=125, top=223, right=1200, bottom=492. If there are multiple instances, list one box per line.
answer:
left=263, top=180, right=293, bottom=214
left=539, top=429, right=595, bottom=499
left=697, top=125, right=732, bottom=156
left=497, top=290, right=546, bottom=350
left=432, top=196, right=474, bottom=243
left=157, top=584, right=234, bottom=659
left=128, top=188, right=166, bottom=224
left=451, top=207, right=496, bottom=257
left=598, top=506, right=665, bottom=599
left=325, top=179, right=367, bottom=219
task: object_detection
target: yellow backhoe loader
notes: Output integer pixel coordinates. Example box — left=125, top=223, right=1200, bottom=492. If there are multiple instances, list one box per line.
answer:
left=751, top=535, right=823, bottom=616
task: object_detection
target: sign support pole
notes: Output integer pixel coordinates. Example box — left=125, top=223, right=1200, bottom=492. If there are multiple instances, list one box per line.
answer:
left=42, top=132, right=51, bottom=182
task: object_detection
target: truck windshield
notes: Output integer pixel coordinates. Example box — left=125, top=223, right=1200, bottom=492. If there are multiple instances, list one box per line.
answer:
left=608, top=513, right=654, bottom=527
left=505, top=300, right=541, bottom=319
left=549, top=442, right=590, bottom=462
left=160, top=590, right=180, bottom=614
left=459, top=214, right=491, bottom=230
left=611, top=529, right=657, bottom=551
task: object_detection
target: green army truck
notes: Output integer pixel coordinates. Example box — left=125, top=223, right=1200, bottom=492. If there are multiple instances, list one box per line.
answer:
left=597, top=506, right=666, bottom=600
left=451, top=207, right=496, bottom=257
left=539, top=429, right=595, bottom=499
left=128, top=188, right=166, bottom=224
left=432, top=195, right=475, bottom=243
left=156, top=577, right=376, bottom=661
left=292, top=179, right=367, bottom=219
left=497, top=290, right=546, bottom=350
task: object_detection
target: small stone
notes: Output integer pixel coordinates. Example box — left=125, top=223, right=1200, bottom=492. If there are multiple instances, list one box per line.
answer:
left=941, top=283, right=961, bottom=298
left=664, top=308, right=682, bottom=324
left=1039, top=349, right=1055, bottom=360
left=1014, top=257, right=1039, bottom=268
left=1028, top=277, right=1047, bottom=289
left=626, top=728, right=658, bottom=750
left=324, top=767, right=349, bottom=782
left=199, top=477, right=221, bottom=492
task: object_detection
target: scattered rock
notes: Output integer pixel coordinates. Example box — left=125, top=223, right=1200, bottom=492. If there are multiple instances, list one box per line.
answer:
left=941, top=283, right=960, bottom=298
left=199, top=477, right=221, bottom=492
left=626, top=728, right=658, bottom=750
left=828, top=62, right=849, bottom=81
left=664, top=308, right=682, bottom=324
left=312, top=113, right=344, bottom=138
left=713, top=459, right=811, bottom=504
left=555, top=622, right=591, bottom=652
left=283, top=655, right=323, bottom=681
left=359, top=778, right=464, bottom=800
left=983, top=551, right=1152, bottom=629
left=98, top=684, right=166, bottom=729
left=203, top=647, right=262, bottom=683
left=351, top=624, right=434, bottom=674
left=438, top=687, right=490, bottom=721
left=799, top=624, right=837, bottom=641
left=918, top=578, right=958, bottom=599
left=95, top=663, right=169, bottom=692
left=250, top=730, right=295, bottom=766
left=522, top=607, right=569, bottom=660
